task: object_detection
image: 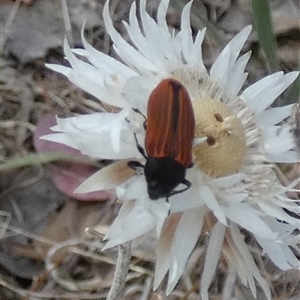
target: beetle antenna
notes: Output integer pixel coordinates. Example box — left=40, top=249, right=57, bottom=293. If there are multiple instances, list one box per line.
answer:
left=169, top=179, right=191, bottom=197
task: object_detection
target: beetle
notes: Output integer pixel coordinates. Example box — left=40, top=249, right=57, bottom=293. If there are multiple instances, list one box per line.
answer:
left=129, top=78, right=195, bottom=200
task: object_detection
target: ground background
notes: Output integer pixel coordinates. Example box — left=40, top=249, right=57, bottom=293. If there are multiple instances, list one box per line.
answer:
left=0, top=0, right=299, bottom=299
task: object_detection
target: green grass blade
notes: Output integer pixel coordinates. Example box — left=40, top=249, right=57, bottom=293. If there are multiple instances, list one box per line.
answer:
left=251, top=0, right=280, bottom=72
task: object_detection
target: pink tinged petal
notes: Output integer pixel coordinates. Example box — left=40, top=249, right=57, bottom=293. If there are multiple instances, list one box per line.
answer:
left=230, top=224, right=271, bottom=300
left=35, top=113, right=112, bottom=201
left=256, top=237, right=300, bottom=270
left=41, top=133, right=80, bottom=150
left=256, top=104, right=294, bottom=126
left=241, top=71, right=299, bottom=113
left=103, top=202, right=157, bottom=250
left=154, top=213, right=181, bottom=290
left=200, top=222, right=226, bottom=300
left=75, top=161, right=135, bottom=194
left=167, top=208, right=205, bottom=294
left=103, top=0, right=158, bottom=75
left=226, top=52, right=250, bottom=96
left=35, top=113, right=75, bottom=153
left=210, top=26, right=252, bottom=87
left=47, top=164, right=114, bottom=201
left=224, top=203, right=277, bottom=239
left=200, top=185, right=227, bottom=225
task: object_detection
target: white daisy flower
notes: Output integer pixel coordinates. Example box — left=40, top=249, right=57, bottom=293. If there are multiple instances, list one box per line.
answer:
left=43, top=0, right=300, bottom=299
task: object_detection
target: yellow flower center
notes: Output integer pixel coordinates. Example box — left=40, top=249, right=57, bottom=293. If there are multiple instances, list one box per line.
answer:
left=192, top=98, right=247, bottom=178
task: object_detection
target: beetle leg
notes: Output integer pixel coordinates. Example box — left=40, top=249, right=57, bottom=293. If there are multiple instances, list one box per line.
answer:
left=127, top=160, right=144, bottom=169
left=132, top=108, right=147, bottom=130
left=133, top=133, right=147, bottom=159
left=127, top=160, right=145, bottom=177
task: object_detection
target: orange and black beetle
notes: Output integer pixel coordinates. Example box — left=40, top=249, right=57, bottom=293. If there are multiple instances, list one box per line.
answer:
left=129, top=78, right=195, bottom=200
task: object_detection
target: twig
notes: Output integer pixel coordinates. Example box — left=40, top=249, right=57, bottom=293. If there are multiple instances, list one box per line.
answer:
left=107, top=242, right=132, bottom=300
left=0, top=0, right=21, bottom=52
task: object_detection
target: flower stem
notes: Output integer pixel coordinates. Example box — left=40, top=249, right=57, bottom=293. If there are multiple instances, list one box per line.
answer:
left=107, top=242, right=131, bottom=300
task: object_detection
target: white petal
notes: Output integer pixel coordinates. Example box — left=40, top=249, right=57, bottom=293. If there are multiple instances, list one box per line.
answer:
left=267, top=151, right=300, bottom=163
left=214, top=173, right=246, bottom=187
left=210, top=26, right=252, bottom=87
left=225, top=193, right=248, bottom=204
left=200, top=185, right=227, bottom=224
left=42, top=113, right=140, bottom=159
left=176, top=1, right=193, bottom=64
left=200, top=222, right=226, bottom=300
left=103, top=201, right=158, bottom=249
left=230, top=223, right=271, bottom=300
left=139, top=0, right=167, bottom=67
left=49, top=39, right=127, bottom=108
left=124, top=2, right=162, bottom=68
left=154, top=213, right=180, bottom=290
left=224, top=229, right=256, bottom=291
left=256, top=104, right=294, bottom=126
left=157, top=0, right=170, bottom=34
left=167, top=208, right=205, bottom=293
left=258, top=202, right=299, bottom=226
left=264, top=126, right=295, bottom=154
left=79, top=27, right=137, bottom=80
left=190, top=28, right=206, bottom=68
left=116, top=176, right=148, bottom=201
left=103, top=0, right=159, bottom=75
left=256, top=237, right=300, bottom=270
left=241, top=71, right=299, bottom=113
left=122, top=76, right=158, bottom=113
left=225, top=203, right=277, bottom=239
left=169, top=170, right=205, bottom=213
left=104, top=200, right=135, bottom=239
left=226, top=52, right=250, bottom=95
